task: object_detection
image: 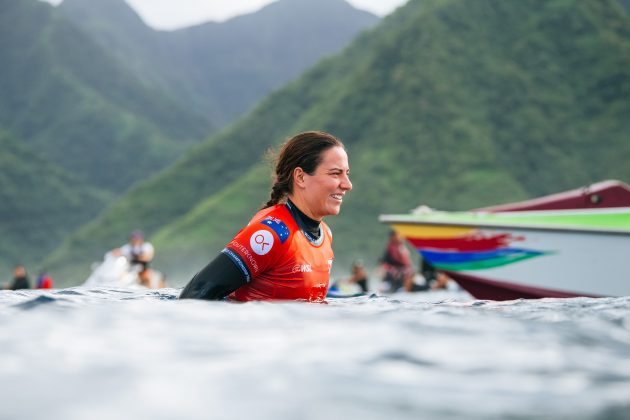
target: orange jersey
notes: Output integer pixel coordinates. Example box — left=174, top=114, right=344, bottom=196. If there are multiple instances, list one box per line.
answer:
left=222, top=203, right=334, bottom=302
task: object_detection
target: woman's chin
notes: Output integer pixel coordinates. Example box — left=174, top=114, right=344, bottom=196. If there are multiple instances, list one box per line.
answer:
left=326, top=204, right=342, bottom=216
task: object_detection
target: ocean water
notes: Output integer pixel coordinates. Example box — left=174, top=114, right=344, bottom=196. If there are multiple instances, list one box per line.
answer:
left=1, top=287, right=629, bottom=420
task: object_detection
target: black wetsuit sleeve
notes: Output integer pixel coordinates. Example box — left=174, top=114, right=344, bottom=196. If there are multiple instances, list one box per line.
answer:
left=179, top=252, right=248, bottom=300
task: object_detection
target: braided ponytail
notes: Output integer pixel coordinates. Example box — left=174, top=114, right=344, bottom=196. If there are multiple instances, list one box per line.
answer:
left=265, top=180, right=290, bottom=208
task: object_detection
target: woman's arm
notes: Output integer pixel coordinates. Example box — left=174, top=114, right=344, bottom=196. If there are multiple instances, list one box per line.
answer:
left=179, top=253, right=247, bottom=300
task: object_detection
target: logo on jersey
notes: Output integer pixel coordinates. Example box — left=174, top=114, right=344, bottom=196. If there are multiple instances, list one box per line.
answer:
left=260, top=217, right=290, bottom=243
left=250, top=230, right=274, bottom=255
left=292, top=264, right=312, bottom=273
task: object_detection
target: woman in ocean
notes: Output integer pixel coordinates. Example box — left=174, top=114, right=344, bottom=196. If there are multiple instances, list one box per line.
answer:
left=179, top=131, right=352, bottom=302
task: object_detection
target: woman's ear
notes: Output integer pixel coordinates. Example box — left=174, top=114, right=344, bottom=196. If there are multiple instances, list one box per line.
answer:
left=293, top=167, right=306, bottom=189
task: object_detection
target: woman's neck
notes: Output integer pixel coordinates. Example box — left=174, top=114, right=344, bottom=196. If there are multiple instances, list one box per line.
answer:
left=286, top=198, right=321, bottom=240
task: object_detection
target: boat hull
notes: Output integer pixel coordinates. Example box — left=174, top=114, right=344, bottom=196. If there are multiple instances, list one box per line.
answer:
left=383, top=209, right=630, bottom=300
left=442, top=271, right=600, bottom=300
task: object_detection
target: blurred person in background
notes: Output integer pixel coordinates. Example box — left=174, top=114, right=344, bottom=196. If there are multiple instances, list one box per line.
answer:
left=346, top=259, right=369, bottom=292
left=112, top=230, right=156, bottom=287
left=4, top=265, right=31, bottom=290
left=380, top=230, right=415, bottom=292
left=36, top=269, right=54, bottom=289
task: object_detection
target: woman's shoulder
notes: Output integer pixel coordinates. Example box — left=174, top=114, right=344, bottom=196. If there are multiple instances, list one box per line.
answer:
left=250, top=204, right=294, bottom=224
left=248, top=204, right=298, bottom=243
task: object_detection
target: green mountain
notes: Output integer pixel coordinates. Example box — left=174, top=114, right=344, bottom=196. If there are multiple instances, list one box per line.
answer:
left=0, top=0, right=211, bottom=193
left=1, top=0, right=378, bottom=279
left=45, top=0, right=630, bottom=286
left=0, top=130, right=109, bottom=275
left=58, top=0, right=380, bottom=127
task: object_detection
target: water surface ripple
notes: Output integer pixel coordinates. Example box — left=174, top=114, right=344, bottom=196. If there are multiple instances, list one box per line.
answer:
left=1, top=287, right=629, bottom=419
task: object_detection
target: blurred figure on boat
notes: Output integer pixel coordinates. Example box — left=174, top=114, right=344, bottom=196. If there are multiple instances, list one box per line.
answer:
left=4, top=265, right=31, bottom=290
left=346, top=259, right=369, bottom=292
left=329, top=259, right=370, bottom=295
left=380, top=230, right=415, bottom=292
left=111, top=230, right=164, bottom=288
left=420, top=259, right=450, bottom=290
left=36, top=269, right=54, bottom=289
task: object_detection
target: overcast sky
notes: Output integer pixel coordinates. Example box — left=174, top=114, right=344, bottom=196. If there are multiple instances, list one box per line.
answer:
left=41, top=0, right=409, bottom=30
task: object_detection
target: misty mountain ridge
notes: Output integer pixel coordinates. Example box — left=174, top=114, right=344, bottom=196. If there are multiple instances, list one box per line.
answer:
left=58, top=0, right=380, bottom=127
left=1, top=0, right=211, bottom=193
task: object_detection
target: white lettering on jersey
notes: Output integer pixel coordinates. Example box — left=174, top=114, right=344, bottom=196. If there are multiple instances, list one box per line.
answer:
left=250, top=230, right=274, bottom=256
left=292, top=264, right=313, bottom=273
left=229, top=241, right=259, bottom=273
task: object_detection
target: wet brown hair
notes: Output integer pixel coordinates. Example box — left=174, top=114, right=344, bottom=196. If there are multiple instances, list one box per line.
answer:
left=264, top=131, right=344, bottom=208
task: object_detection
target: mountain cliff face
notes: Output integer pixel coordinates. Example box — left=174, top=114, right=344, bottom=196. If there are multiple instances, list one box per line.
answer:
left=0, top=130, right=108, bottom=273
left=45, top=0, right=630, bottom=285
left=0, top=0, right=210, bottom=271
left=0, top=0, right=211, bottom=193
left=59, top=0, right=380, bottom=127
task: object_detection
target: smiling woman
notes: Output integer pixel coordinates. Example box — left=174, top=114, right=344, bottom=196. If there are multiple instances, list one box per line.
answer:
left=179, top=131, right=352, bottom=302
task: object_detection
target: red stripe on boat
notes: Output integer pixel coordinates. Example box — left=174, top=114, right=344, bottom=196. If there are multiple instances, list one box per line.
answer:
left=407, top=233, right=517, bottom=252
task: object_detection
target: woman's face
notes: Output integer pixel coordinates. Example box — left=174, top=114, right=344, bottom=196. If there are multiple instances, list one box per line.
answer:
left=301, top=146, right=352, bottom=220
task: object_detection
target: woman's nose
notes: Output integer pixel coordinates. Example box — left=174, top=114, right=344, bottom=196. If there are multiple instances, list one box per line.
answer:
left=341, top=174, right=352, bottom=191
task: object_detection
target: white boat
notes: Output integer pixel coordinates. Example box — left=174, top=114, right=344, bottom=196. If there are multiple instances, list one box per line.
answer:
left=379, top=181, right=630, bottom=300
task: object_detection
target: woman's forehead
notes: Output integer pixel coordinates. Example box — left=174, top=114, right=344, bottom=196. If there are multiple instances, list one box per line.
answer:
left=318, top=146, right=349, bottom=167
